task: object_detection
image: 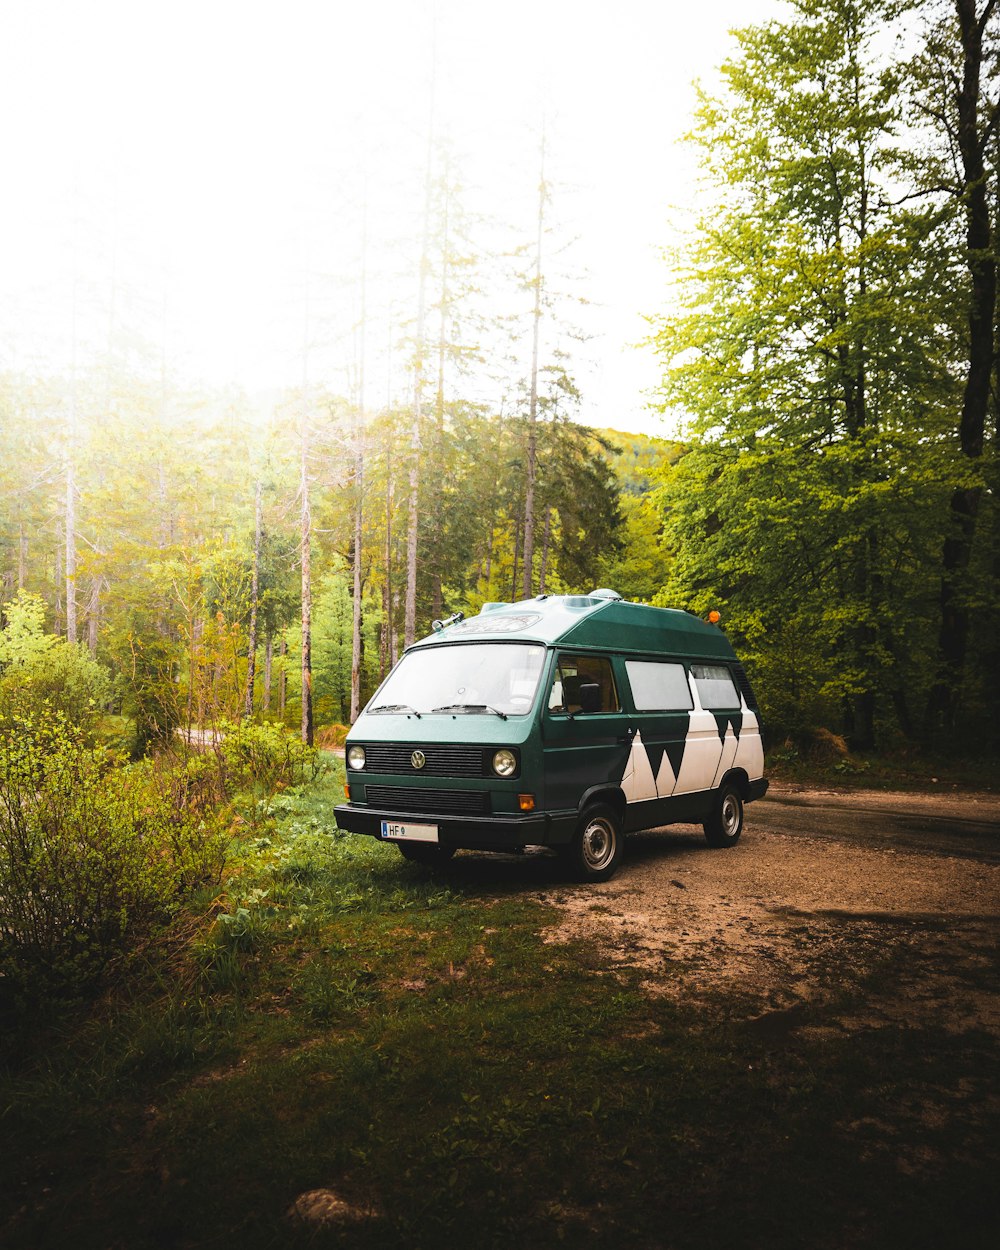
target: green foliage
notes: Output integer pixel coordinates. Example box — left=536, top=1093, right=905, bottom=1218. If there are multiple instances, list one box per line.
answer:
left=212, top=718, right=325, bottom=805
left=647, top=0, right=981, bottom=748
left=0, top=709, right=227, bottom=997
left=0, top=590, right=111, bottom=735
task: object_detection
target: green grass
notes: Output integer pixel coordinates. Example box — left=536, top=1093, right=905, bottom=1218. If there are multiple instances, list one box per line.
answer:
left=1, top=763, right=997, bottom=1249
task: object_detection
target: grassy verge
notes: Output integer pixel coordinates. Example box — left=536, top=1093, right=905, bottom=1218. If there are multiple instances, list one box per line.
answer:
left=1, top=760, right=997, bottom=1249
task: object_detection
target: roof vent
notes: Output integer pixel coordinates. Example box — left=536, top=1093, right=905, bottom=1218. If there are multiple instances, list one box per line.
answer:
left=589, top=588, right=623, bottom=601
left=480, top=602, right=509, bottom=613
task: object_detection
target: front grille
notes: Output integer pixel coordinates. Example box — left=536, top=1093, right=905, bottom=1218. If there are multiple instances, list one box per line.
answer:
left=363, top=743, right=487, bottom=777
left=364, top=785, right=492, bottom=815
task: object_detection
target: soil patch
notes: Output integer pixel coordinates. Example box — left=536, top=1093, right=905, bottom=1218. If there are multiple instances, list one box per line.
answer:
left=541, top=788, right=1000, bottom=1036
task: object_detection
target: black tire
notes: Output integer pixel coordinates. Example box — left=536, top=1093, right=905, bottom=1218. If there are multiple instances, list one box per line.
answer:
left=396, top=841, right=456, bottom=868
left=703, top=782, right=744, bottom=848
left=565, top=803, right=624, bottom=882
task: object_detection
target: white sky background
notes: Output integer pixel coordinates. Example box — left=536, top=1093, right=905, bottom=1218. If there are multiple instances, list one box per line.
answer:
left=0, top=0, right=786, bottom=438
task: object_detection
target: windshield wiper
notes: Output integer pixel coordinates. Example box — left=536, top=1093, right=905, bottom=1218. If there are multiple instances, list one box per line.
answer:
left=431, top=703, right=508, bottom=720
left=367, top=703, right=422, bottom=717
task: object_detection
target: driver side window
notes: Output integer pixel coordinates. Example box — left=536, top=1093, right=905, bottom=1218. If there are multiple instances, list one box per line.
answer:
left=548, top=654, right=619, bottom=714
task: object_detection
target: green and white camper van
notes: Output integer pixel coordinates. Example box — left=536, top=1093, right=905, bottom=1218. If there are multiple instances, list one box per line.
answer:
left=334, top=590, right=768, bottom=881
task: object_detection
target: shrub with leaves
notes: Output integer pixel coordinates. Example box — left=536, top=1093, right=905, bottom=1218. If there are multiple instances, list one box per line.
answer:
left=211, top=719, right=324, bottom=806
left=0, top=590, right=111, bottom=737
left=0, top=709, right=227, bottom=996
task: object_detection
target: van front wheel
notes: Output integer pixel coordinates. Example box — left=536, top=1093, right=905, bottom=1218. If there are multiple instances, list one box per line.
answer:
left=566, top=804, right=623, bottom=882
left=397, top=842, right=456, bottom=868
left=703, top=783, right=744, bottom=848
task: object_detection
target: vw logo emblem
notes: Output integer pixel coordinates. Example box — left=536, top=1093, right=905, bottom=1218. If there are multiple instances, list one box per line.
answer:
left=411, top=750, right=426, bottom=770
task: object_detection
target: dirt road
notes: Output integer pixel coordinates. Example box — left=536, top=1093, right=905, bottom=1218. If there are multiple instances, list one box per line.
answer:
left=755, top=784, right=1000, bottom=861
left=527, top=784, right=1000, bottom=1034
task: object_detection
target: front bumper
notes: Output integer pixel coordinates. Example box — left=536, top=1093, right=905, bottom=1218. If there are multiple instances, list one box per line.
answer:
left=334, top=802, right=556, bottom=850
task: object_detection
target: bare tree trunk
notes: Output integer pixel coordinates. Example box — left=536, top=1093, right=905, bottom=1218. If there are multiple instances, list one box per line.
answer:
left=538, top=506, right=552, bottom=594
left=17, top=524, right=25, bottom=590
left=54, top=533, right=63, bottom=636
left=264, top=634, right=273, bottom=713
left=65, top=454, right=77, bottom=643
left=86, top=577, right=101, bottom=656
left=278, top=636, right=287, bottom=720
left=245, top=478, right=262, bottom=718
left=300, top=426, right=313, bottom=746
left=351, top=202, right=368, bottom=722
left=405, top=38, right=436, bottom=647
left=382, top=432, right=393, bottom=679
left=511, top=510, right=522, bottom=602
left=522, top=131, right=546, bottom=600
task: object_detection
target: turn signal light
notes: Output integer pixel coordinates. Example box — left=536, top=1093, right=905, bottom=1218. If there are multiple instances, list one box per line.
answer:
left=518, top=794, right=535, bottom=812
left=708, top=610, right=721, bottom=624
left=343, top=784, right=350, bottom=800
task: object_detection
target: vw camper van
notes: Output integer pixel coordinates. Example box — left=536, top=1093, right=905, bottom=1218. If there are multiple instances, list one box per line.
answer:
left=334, top=590, right=767, bottom=881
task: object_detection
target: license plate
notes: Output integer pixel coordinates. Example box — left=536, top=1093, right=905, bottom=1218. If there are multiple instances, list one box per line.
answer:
left=380, top=820, right=439, bottom=843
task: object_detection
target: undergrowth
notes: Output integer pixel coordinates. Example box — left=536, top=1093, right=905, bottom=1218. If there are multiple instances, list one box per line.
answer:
left=0, top=762, right=996, bottom=1250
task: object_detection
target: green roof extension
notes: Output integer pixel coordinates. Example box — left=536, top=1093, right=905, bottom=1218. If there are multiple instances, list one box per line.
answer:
left=411, top=594, right=735, bottom=661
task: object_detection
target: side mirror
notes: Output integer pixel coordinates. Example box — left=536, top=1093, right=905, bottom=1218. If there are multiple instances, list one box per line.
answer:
left=578, top=683, right=602, bottom=714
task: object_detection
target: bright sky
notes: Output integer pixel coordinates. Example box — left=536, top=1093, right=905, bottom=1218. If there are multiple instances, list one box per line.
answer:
left=0, top=0, right=785, bottom=437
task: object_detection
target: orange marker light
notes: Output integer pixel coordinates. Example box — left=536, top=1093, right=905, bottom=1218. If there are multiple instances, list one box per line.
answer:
left=708, top=610, right=721, bottom=624
left=518, top=794, right=536, bottom=812
left=344, top=784, right=351, bottom=800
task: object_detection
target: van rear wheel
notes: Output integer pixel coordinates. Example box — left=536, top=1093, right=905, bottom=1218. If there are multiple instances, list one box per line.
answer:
left=703, top=783, right=744, bottom=848
left=565, top=803, right=623, bottom=882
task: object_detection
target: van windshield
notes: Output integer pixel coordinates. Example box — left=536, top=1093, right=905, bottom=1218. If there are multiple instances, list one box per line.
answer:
left=366, top=643, right=546, bottom=717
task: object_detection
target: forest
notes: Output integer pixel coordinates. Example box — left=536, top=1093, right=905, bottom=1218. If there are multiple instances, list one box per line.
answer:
left=2, top=1, right=996, bottom=767
left=0, top=0, right=998, bottom=994
left=0, top=4, right=998, bottom=1247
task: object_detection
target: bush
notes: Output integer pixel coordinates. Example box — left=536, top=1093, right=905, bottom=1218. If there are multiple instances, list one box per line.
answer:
left=0, top=590, right=111, bottom=738
left=314, top=723, right=350, bottom=749
left=211, top=719, right=324, bottom=802
left=0, top=709, right=227, bottom=997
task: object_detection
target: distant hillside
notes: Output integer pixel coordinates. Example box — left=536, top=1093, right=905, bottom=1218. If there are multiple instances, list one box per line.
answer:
left=596, top=428, right=682, bottom=495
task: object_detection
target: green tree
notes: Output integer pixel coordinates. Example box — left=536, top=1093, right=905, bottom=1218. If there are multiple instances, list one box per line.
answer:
left=650, top=0, right=960, bottom=746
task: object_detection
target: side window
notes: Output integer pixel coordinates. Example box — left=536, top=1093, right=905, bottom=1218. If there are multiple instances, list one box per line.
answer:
left=625, top=660, right=693, bottom=711
left=691, top=663, right=740, bottom=710
left=548, top=654, right=619, bottom=714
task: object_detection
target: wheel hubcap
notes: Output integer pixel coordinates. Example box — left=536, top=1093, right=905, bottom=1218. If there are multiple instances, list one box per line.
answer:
left=582, top=818, right=616, bottom=870
left=722, top=794, right=740, bottom=837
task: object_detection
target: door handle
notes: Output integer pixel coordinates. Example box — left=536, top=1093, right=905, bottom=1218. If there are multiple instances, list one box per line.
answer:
left=617, top=727, right=636, bottom=744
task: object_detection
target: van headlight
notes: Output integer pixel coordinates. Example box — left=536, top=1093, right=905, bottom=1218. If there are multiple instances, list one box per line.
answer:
left=492, top=749, right=517, bottom=777
left=347, top=745, right=366, bottom=770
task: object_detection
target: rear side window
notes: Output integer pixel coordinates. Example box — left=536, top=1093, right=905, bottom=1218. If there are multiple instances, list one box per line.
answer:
left=548, top=654, right=619, bottom=713
left=692, top=663, right=740, bottom=710
left=625, top=660, right=693, bottom=711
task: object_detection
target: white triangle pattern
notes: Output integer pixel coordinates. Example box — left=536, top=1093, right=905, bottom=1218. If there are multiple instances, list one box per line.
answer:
left=620, top=729, right=658, bottom=803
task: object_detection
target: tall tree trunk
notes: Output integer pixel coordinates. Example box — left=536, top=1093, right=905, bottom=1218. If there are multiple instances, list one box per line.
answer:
left=538, top=506, right=552, bottom=594
left=351, top=443, right=364, bottom=721
left=264, top=634, right=273, bottom=713
left=405, top=37, right=436, bottom=647
left=17, top=523, right=25, bottom=591
left=300, top=426, right=313, bottom=746
left=278, top=636, right=287, bottom=721
left=431, top=157, right=451, bottom=620
left=383, top=431, right=394, bottom=679
left=65, top=453, right=77, bottom=643
left=522, top=131, right=546, bottom=599
left=54, top=532, right=63, bottom=636
left=927, top=0, right=997, bottom=739
left=245, top=478, right=262, bottom=719
left=351, top=202, right=368, bottom=723
left=86, top=577, right=101, bottom=657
